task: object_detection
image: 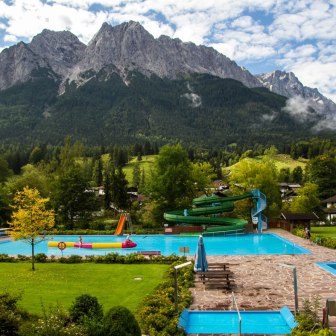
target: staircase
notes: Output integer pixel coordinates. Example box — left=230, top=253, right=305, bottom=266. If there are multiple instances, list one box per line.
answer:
left=251, top=189, right=267, bottom=232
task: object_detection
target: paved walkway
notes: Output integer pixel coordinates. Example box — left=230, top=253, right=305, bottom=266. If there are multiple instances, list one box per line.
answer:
left=188, top=229, right=336, bottom=335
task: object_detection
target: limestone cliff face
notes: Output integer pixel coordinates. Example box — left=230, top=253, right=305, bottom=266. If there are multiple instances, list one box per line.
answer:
left=0, top=42, right=48, bottom=90
left=257, top=70, right=336, bottom=115
left=66, top=21, right=261, bottom=88
left=0, top=29, right=85, bottom=90
left=29, top=29, right=86, bottom=77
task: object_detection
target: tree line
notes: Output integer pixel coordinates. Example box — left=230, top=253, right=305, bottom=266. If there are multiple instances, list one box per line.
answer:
left=1, top=138, right=336, bottom=231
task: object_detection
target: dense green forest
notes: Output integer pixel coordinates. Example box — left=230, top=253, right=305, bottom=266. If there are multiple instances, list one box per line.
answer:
left=0, top=70, right=333, bottom=147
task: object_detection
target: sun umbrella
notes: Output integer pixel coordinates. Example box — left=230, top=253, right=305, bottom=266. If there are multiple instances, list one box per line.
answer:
left=194, top=235, right=208, bottom=272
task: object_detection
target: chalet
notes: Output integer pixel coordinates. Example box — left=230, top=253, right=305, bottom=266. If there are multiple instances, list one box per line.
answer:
left=321, top=195, right=336, bottom=223
left=279, top=183, right=302, bottom=202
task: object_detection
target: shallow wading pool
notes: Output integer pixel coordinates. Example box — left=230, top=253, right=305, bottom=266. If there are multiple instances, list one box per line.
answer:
left=178, top=307, right=298, bottom=335
left=316, top=262, right=336, bottom=276
left=0, top=233, right=310, bottom=257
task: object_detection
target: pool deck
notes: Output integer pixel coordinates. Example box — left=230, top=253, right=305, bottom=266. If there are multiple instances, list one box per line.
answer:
left=189, top=229, right=336, bottom=335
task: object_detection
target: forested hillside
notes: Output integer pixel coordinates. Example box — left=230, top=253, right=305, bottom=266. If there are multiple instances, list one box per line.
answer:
left=0, top=71, right=331, bottom=147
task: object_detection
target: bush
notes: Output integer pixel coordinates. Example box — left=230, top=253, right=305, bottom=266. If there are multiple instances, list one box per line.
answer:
left=0, top=292, right=23, bottom=336
left=101, top=306, right=141, bottom=336
left=17, top=254, right=30, bottom=261
left=59, top=255, right=82, bottom=264
left=35, top=253, right=47, bottom=263
left=137, top=263, right=193, bottom=335
left=89, top=221, right=105, bottom=231
left=69, top=294, right=103, bottom=323
left=291, top=296, right=335, bottom=335
left=0, top=253, right=16, bottom=262
left=23, top=306, right=86, bottom=336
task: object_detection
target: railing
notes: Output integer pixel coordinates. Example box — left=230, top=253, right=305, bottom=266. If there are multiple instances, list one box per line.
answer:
left=204, top=229, right=245, bottom=237
left=231, top=292, right=242, bottom=335
left=0, top=228, right=11, bottom=236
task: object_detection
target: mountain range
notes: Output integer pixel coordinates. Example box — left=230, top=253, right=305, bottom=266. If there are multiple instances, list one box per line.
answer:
left=0, top=21, right=335, bottom=147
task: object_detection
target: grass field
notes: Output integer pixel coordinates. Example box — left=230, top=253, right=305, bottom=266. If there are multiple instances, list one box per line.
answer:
left=0, top=263, right=168, bottom=315
left=123, top=155, right=156, bottom=185
left=229, top=154, right=307, bottom=172
left=311, top=226, right=336, bottom=237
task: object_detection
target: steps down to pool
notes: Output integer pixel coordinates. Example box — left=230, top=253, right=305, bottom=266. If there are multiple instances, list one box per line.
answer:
left=178, top=306, right=298, bottom=335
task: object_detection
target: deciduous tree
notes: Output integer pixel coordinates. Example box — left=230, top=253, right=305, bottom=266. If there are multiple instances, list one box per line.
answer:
left=306, top=155, right=336, bottom=199
left=229, top=158, right=281, bottom=218
left=147, top=144, right=210, bottom=221
left=9, top=187, right=54, bottom=270
left=289, top=182, right=320, bottom=213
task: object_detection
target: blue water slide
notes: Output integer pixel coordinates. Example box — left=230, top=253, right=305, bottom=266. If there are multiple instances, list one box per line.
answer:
left=251, top=189, right=267, bottom=232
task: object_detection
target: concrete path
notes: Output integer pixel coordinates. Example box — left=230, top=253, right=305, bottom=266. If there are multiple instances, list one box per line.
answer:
left=188, top=229, right=336, bottom=335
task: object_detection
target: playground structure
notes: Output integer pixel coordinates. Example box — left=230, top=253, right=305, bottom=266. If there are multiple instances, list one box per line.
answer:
left=164, top=189, right=267, bottom=235
left=114, top=213, right=132, bottom=236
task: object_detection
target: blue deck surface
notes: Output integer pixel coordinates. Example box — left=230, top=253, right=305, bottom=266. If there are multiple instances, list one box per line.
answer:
left=179, top=307, right=297, bottom=335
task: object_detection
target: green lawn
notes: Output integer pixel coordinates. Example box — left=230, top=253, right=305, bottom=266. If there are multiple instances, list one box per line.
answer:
left=311, top=226, right=336, bottom=237
left=123, top=155, right=156, bottom=184
left=0, top=263, right=168, bottom=315
left=229, top=154, right=306, bottom=172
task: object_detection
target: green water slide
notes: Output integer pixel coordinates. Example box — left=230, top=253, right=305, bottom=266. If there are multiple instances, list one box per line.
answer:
left=164, top=192, right=253, bottom=234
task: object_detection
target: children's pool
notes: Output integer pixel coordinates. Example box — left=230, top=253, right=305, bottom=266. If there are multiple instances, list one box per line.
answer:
left=316, top=262, right=336, bottom=276
left=0, top=233, right=310, bottom=257
left=178, top=307, right=298, bottom=335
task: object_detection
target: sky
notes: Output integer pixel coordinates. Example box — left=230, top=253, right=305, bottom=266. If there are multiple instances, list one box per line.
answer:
left=0, top=0, right=335, bottom=102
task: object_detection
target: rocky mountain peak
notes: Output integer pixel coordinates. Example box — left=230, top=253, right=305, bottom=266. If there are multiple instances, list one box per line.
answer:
left=29, top=29, right=86, bottom=77
left=257, top=70, right=336, bottom=116
left=70, top=21, right=260, bottom=88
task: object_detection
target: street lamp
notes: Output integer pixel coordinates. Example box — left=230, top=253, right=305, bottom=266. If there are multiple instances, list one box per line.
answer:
left=279, top=263, right=298, bottom=315
left=174, top=261, right=192, bottom=314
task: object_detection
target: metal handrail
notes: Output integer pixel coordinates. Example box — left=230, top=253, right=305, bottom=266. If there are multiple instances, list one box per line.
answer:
left=231, top=292, right=242, bottom=335
left=206, top=229, right=244, bottom=237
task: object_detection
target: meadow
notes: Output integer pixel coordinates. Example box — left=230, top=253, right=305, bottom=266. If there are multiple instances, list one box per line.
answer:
left=123, top=155, right=156, bottom=183
left=311, top=226, right=336, bottom=237
left=0, top=263, right=168, bottom=315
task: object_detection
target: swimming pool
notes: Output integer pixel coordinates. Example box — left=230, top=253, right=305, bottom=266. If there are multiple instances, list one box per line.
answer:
left=316, top=262, right=336, bottom=276
left=0, top=233, right=310, bottom=257
left=178, top=306, right=298, bottom=334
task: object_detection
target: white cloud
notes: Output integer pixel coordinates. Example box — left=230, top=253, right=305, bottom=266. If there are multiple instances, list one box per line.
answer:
left=282, top=96, right=314, bottom=121
left=3, top=34, right=17, bottom=42
left=0, top=0, right=334, bottom=101
left=287, top=61, right=336, bottom=102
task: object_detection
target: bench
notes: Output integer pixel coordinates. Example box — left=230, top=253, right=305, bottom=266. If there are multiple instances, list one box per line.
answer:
left=208, top=262, right=230, bottom=271
left=197, top=270, right=235, bottom=290
left=137, top=251, right=161, bottom=256
left=205, top=279, right=236, bottom=291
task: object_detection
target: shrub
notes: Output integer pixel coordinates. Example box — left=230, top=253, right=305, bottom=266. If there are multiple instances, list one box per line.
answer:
left=291, top=296, right=335, bottom=335
left=35, top=253, right=47, bottom=263
left=101, top=306, right=141, bottom=336
left=0, top=292, right=23, bottom=336
left=0, top=253, right=16, bottom=262
left=23, top=306, right=86, bottom=336
left=59, top=255, right=82, bottom=264
left=69, top=294, right=103, bottom=323
left=137, top=263, right=193, bottom=335
left=17, top=254, right=30, bottom=261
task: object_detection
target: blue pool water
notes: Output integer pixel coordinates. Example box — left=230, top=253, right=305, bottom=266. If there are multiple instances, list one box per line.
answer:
left=0, top=233, right=310, bottom=256
left=316, top=262, right=336, bottom=276
left=178, top=307, right=298, bottom=334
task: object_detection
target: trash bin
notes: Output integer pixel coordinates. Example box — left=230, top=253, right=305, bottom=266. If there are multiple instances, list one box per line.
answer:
left=326, top=298, right=336, bottom=316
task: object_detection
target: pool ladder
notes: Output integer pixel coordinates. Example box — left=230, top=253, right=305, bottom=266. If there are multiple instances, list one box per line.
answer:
left=232, top=292, right=242, bottom=335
